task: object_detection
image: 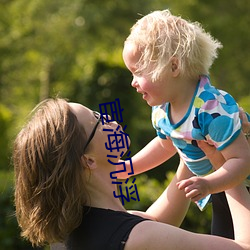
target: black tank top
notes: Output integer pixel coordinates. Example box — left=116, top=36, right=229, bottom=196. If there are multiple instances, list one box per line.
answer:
left=66, top=206, right=148, bottom=250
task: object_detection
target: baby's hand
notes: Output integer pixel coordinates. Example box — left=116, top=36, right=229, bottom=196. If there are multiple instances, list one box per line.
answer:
left=177, top=176, right=211, bottom=202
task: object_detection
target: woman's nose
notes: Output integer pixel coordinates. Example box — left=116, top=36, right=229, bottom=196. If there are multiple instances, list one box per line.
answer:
left=103, top=114, right=112, bottom=123
left=106, top=114, right=118, bottom=124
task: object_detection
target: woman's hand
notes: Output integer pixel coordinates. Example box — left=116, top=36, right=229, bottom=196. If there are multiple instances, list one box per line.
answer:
left=239, top=107, right=250, bottom=140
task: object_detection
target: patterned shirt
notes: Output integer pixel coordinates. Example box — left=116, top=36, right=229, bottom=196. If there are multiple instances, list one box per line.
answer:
left=152, top=75, right=241, bottom=176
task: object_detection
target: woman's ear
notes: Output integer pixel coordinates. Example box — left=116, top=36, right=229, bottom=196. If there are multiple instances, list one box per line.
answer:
left=170, top=57, right=180, bottom=77
left=82, top=155, right=97, bottom=169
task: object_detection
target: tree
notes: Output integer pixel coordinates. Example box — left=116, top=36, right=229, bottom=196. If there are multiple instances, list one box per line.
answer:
left=0, top=1, right=249, bottom=248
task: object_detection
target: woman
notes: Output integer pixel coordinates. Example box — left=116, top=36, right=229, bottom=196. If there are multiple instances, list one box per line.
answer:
left=13, top=98, right=250, bottom=249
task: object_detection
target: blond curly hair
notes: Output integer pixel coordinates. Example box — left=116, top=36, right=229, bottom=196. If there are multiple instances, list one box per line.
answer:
left=125, top=9, right=222, bottom=81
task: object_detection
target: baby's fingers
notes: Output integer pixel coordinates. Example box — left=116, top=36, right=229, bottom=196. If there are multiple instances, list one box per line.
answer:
left=176, top=179, right=194, bottom=190
left=185, top=189, right=201, bottom=201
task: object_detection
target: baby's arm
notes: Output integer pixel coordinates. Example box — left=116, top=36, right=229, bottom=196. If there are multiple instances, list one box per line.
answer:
left=116, top=136, right=177, bottom=179
left=178, top=132, right=250, bottom=201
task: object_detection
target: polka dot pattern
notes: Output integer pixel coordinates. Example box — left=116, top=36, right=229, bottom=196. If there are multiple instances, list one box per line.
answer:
left=152, top=75, right=242, bottom=176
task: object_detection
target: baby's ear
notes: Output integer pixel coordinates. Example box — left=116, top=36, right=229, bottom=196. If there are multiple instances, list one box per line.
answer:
left=82, top=155, right=97, bottom=169
left=171, top=57, right=180, bottom=76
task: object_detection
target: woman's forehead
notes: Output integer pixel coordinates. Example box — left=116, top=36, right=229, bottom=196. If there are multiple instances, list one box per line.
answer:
left=68, top=103, right=91, bottom=114
left=68, top=103, right=94, bottom=133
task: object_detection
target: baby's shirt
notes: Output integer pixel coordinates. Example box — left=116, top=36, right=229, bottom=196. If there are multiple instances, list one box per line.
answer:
left=152, top=75, right=241, bottom=176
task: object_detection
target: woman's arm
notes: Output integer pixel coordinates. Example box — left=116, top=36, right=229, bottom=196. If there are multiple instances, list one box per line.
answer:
left=145, top=159, right=192, bottom=226
left=129, top=159, right=192, bottom=226
left=125, top=183, right=250, bottom=250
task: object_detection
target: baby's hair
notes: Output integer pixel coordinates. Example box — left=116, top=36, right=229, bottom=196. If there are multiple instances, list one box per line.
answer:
left=125, top=9, right=222, bottom=81
left=13, top=98, right=88, bottom=246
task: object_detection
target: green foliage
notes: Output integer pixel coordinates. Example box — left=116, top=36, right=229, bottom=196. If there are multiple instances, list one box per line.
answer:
left=124, top=174, right=166, bottom=211
left=239, top=95, right=250, bottom=113
left=0, top=104, right=13, bottom=170
left=185, top=1, right=250, bottom=100
left=0, top=0, right=249, bottom=248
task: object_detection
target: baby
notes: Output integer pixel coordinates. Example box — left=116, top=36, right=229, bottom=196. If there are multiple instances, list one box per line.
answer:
left=119, top=10, right=250, bottom=213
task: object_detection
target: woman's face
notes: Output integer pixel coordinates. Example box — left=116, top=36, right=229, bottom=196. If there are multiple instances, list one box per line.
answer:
left=68, top=103, right=130, bottom=159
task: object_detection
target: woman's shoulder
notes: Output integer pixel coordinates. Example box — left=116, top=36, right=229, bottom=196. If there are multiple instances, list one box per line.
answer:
left=125, top=220, right=190, bottom=250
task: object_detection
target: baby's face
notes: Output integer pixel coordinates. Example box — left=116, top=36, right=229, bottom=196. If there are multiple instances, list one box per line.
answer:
left=123, top=42, right=175, bottom=106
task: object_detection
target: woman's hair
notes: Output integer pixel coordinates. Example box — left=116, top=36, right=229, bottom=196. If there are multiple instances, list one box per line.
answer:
left=125, top=9, right=222, bottom=81
left=13, top=98, right=88, bottom=246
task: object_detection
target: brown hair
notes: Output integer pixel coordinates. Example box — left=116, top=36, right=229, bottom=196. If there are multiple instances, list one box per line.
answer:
left=13, top=98, right=88, bottom=246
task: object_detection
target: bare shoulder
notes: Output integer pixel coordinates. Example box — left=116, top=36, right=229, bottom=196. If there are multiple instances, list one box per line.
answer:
left=124, top=220, right=244, bottom=250
left=124, top=220, right=189, bottom=250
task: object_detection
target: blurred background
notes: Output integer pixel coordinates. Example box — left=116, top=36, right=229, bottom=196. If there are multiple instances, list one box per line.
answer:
left=0, top=0, right=249, bottom=249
